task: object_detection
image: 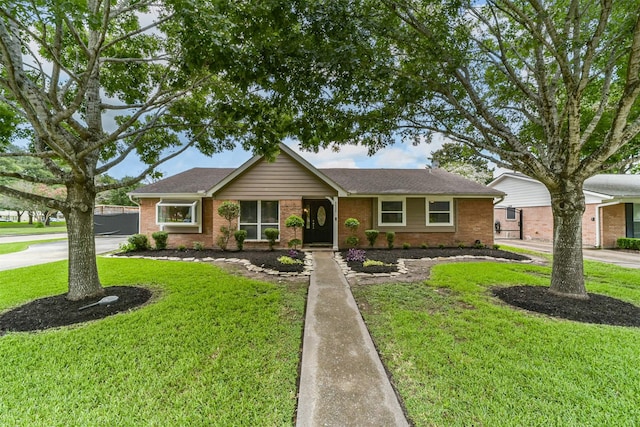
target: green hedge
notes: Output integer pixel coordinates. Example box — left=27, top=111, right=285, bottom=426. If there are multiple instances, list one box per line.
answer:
left=616, top=238, right=640, bottom=250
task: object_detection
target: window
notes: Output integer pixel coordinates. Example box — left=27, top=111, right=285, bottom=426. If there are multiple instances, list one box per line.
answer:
left=240, top=200, right=279, bottom=240
left=426, top=198, right=453, bottom=226
left=156, top=200, right=199, bottom=225
left=379, top=198, right=406, bottom=226
left=506, top=207, right=517, bottom=220
left=634, top=203, right=640, bottom=238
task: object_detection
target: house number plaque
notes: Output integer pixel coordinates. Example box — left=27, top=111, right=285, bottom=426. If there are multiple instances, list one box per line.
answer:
left=317, top=206, right=326, bottom=226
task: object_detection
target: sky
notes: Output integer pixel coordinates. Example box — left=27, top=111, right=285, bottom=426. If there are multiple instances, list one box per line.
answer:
left=108, top=135, right=451, bottom=181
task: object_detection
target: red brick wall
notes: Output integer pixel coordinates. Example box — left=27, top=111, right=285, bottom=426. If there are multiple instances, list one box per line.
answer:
left=138, top=198, right=215, bottom=249
left=521, top=206, right=554, bottom=242
left=337, top=197, right=494, bottom=249
left=582, top=204, right=597, bottom=247
left=601, top=204, right=626, bottom=248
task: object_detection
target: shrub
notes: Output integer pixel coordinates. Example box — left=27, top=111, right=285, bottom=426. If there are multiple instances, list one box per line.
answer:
left=152, top=231, right=169, bottom=250
left=420, top=243, right=429, bottom=249
left=285, top=215, right=305, bottom=249
left=288, top=249, right=300, bottom=258
left=34, top=222, right=45, bottom=228
left=344, top=218, right=360, bottom=248
left=363, top=259, right=385, bottom=267
left=402, top=243, right=411, bottom=249
left=118, top=242, right=136, bottom=253
left=264, top=228, right=279, bottom=251
left=278, top=255, right=303, bottom=265
left=438, top=244, right=445, bottom=249
left=128, top=234, right=150, bottom=251
left=345, top=248, right=366, bottom=262
left=217, top=201, right=240, bottom=250
left=386, top=231, right=395, bottom=249
left=193, top=241, right=204, bottom=251
left=458, top=242, right=466, bottom=249
left=177, top=245, right=186, bottom=252
left=473, top=240, right=484, bottom=249
left=364, top=229, right=379, bottom=247
left=234, top=229, right=247, bottom=251
left=617, top=238, right=640, bottom=250
left=493, top=244, right=500, bottom=250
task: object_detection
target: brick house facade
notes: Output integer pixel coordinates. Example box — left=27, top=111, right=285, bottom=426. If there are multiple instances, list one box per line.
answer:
left=489, top=173, right=640, bottom=248
left=131, top=144, right=504, bottom=250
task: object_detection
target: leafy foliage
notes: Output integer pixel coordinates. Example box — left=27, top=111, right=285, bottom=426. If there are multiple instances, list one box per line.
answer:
left=234, top=230, right=248, bottom=251
left=217, top=202, right=240, bottom=251
left=264, top=228, right=279, bottom=251
left=152, top=231, right=169, bottom=250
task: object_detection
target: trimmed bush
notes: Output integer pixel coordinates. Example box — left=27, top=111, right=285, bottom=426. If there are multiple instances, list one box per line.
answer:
left=264, top=228, right=279, bottom=251
left=217, top=201, right=240, bottom=251
left=152, top=231, right=169, bottom=250
left=285, top=215, right=305, bottom=249
left=234, top=229, right=248, bottom=251
left=365, top=229, right=379, bottom=247
left=402, top=242, right=411, bottom=249
left=617, top=238, right=640, bottom=250
left=344, top=218, right=360, bottom=248
left=193, top=241, right=204, bottom=251
left=128, top=234, right=150, bottom=251
left=386, top=231, right=395, bottom=249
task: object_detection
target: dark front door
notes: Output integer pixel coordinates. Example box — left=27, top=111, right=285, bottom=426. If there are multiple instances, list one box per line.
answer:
left=303, top=199, right=333, bottom=245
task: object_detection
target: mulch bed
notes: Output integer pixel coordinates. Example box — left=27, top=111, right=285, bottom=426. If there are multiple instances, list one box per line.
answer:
left=0, top=286, right=152, bottom=335
left=341, top=247, right=530, bottom=273
left=493, top=286, right=640, bottom=327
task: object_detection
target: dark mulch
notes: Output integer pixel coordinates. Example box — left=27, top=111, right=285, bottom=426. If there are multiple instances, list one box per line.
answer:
left=342, top=247, right=530, bottom=273
left=493, top=286, right=640, bottom=327
left=115, top=249, right=307, bottom=273
left=0, top=286, right=152, bottom=335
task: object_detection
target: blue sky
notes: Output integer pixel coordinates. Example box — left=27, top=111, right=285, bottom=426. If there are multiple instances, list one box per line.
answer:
left=108, top=135, right=449, bottom=180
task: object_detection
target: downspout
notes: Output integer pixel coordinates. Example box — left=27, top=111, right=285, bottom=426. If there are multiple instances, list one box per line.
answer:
left=128, top=194, right=142, bottom=233
left=594, top=201, right=620, bottom=248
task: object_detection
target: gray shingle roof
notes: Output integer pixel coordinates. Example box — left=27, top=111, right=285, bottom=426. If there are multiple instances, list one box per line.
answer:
left=131, top=168, right=235, bottom=195
left=320, top=168, right=503, bottom=196
left=584, top=174, right=640, bottom=197
left=131, top=166, right=502, bottom=197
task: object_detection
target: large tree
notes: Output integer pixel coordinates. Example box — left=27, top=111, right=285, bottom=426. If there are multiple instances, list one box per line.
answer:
left=362, top=0, right=640, bottom=299
left=430, top=142, right=494, bottom=183
left=0, top=1, right=295, bottom=300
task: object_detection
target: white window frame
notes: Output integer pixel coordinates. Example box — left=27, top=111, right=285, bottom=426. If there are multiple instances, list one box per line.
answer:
left=239, top=200, right=280, bottom=241
left=378, top=197, right=406, bottom=226
left=426, top=198, right=454, bottom=226
left=156, top=200, right=199, bottom=226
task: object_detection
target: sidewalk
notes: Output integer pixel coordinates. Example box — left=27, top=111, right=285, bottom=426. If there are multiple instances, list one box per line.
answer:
left=296, top=251, right=409, bottom=427
left=499, top=239, right=639, bottom=269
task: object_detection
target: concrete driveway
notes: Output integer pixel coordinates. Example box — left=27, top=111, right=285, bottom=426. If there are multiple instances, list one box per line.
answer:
left=499, top=239, right=640, bottom=269
left=0, top=234, right=128, bottom=272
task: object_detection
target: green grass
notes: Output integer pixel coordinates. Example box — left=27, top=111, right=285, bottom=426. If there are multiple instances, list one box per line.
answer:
left=0, top=258, right=307, bottom=426
left=352, top=261, right=640, bottom=426
left=0, top=221, right=67, bottom=235
left=0, top=238, right=67, bottom=255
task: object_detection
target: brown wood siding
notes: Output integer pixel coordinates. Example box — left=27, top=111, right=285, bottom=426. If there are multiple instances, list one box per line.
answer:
left=216, top=152, right=337, bottom=199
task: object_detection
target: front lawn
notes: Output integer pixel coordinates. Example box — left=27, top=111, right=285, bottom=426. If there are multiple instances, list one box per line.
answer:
left=0, top=258, right=306, bottom=426
left=0, top=221, right=67, bottom=235
left=352, top=261, right=640, bottom=426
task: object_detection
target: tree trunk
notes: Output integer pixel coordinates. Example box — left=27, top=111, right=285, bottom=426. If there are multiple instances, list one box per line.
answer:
left=65, top=186, right=104, bottom=301
left=548, top=183, right=588, bottom=299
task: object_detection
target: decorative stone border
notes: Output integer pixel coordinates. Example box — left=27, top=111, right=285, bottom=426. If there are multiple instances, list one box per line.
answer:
left=104, top=251, right=315, bottom=277
left=334, top=253, right=533, bottom=278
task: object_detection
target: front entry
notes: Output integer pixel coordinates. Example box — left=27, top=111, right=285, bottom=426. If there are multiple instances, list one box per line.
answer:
left=303, top=199, right=333, bottom=246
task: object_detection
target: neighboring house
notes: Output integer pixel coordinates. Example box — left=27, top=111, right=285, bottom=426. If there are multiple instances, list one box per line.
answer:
left=130, top=144, right=504, bottom=250
left=489, top=172, right=640, bottom=248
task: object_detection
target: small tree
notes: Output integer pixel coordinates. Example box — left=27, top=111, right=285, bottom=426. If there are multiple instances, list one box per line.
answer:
left=217, top=201, right=240, bottom=251
left=344, top=218, right=360, bottom=248
left=285, top=215, right=305, bottom=249
left=364, top=229, right=380, bottom=247
left=264, top=228, right=280, bottom=251
left=234, top=230, right=248, bottom=251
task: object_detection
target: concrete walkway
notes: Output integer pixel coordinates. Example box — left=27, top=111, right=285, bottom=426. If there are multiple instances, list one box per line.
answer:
left=296, top=251, right=409, bottom=427
left=0, top=235, right=127, bottom=271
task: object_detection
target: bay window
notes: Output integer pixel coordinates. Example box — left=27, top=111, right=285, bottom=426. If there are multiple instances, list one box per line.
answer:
left=156, top=200, right=199, bottom=225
